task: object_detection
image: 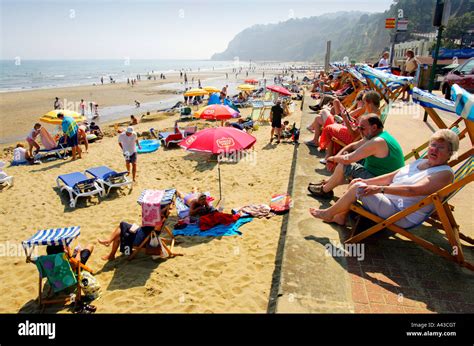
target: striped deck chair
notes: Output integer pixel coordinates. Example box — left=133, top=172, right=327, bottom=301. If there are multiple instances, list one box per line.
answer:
left=56, top=172, right=104, bottom=208
left=22, top=226, right=93, bottom=310
left=411, top=87, right=474, bottom=166
left=358, top=65, right=413, bottom=103
left=347, top=156, right=474, bottom=271
left=412, top=87, right=457, bottom=129
left=130, top=189, right=181, bottom=260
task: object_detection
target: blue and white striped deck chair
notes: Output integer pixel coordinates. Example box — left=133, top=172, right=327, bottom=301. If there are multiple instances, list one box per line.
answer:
left=409, top=87, right=474, bottom=165
left=85, top=166, right=131, bottom=196
left=348, top=156, right=474, bottom=271
left=22, top=226, right=93, bottom=308
left=358, top=64, right=413, bottom=103
left=347, top=68, right=367, bottom=86
left=56, top=172, right=104, bottom=208
left=452, top=84, right=474, bottom=122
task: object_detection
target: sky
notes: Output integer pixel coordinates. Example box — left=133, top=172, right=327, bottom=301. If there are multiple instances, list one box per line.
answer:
left=0, top=0, right=393, bottom=60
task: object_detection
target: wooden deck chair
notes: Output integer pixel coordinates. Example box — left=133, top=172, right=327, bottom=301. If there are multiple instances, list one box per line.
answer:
left=359, top=65, right=412, bottom=103
left=130, top=189, right=182, bottom=260
left=346, top=156, right=474, bottom=271
left=258, top=106, right=272, bottom=124
left=331, top=102, right=390, bottom=148
left=22, top=226, right=94, bottom=311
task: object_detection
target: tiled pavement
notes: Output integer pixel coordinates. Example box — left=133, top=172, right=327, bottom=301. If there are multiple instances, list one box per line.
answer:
left=274, top=95, right=474, bottom=313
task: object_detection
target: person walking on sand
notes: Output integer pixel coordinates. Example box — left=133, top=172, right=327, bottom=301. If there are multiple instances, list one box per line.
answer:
left=79, top=99, right=86, bottom=116
left=93, top=104, right=100, bottom=119
left=118, top=126, right=141, bottom=182
left=89, top=101, right=94, bottom=114
left=270, top=99, right=284, bottom=144
left=101, top=76, right=104, bottom=85
left=54, top=97, right=62, bottom=110
left=58, top=112, right=81, bottom=160
left=184, top=73, right=188, bottom=84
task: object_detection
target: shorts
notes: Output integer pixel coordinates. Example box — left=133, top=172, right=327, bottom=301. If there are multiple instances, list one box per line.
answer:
left=124, top=152, right=137, bottom=164
left=67, top=132, right=79, bottom=147
left=79, top=249, right=91, bottom=265
left=272, top=121, right=282, bottom=129
left=359, top=194, right=418, bottom=228
left=343, top=162, right=375, bottom=180
left=26, top=138, right=38, bottom=146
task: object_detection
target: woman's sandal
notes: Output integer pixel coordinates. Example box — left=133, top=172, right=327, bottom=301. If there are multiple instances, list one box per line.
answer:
left=308, top=179, right=327, bottom=186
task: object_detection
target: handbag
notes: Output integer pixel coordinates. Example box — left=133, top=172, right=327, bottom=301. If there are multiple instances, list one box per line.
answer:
left=149, top=232, right=159, bottom=247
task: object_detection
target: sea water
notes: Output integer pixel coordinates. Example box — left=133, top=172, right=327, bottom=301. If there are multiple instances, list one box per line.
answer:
left=0, top=59, right=238, bottom=92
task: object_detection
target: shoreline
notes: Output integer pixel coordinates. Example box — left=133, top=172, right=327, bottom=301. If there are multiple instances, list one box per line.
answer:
left=0, top=66, right=296, bottom=149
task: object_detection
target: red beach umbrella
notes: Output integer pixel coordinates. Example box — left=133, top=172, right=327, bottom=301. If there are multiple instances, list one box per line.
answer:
left=198, top=104, right=238, bottom=121
left=179, top=127, right=257, bottom=201
left=266, top=85, right=292, bottom=96
left=179, top=127, right=256, bottom=154
left=244, top=79, right=258, bottom=84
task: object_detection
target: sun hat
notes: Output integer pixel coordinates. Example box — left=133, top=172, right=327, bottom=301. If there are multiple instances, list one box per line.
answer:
left=126, top=126, right=134, bottom=133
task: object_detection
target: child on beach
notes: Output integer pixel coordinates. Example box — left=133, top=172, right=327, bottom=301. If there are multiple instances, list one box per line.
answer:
left=13, top=143, right=34, bottom=164
left=26, top=123, right=42, bottom=157
left=93, top=104, right=100, bottom=119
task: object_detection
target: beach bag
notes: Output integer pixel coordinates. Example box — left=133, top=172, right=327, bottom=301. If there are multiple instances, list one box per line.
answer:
left=79, top=271, right=101, bottom=300
left=149, top=232, right=159, bottom=247
left=270, top=193, right=292, bottom=214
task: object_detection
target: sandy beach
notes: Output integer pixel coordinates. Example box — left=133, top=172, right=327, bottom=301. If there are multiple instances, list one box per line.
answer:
left=0, top=90, right=302, bottom=313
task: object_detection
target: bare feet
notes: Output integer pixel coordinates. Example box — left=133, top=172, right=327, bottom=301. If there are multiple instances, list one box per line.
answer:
left=332, top=213, right=347, bottom=226
left=101, top=254, right=115, bottom=261
left=98, top=238, right=111, bottom=247
left=309, top=208, right=333, bottom=222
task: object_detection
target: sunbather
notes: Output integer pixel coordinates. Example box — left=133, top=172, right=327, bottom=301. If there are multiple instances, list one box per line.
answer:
left=98, top=222, right=155, bottom=260
left=308, top=114, right=405, bottom=199
left=13, top=143, right=34, bottom=164
left=309, top=130, right=458, bottom=227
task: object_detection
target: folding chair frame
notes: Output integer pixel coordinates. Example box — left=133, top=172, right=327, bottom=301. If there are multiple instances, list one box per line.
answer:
left=346, top=164, right=474, bottom=271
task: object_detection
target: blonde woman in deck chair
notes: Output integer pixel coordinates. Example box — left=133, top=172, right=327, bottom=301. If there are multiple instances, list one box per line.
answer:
left=309, top=129, right=458, bottom=228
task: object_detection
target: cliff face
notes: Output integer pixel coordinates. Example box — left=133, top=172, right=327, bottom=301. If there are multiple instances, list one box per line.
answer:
left=211, top=0, right=473, bottom=63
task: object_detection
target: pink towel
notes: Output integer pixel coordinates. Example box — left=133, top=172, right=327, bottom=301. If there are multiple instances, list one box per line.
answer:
left=141, top=190, right=164, bottom=226
left=39, top=127, right=57, bottom=150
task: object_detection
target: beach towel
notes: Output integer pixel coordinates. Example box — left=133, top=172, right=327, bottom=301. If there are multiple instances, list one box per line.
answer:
left=199, top=211, right=240, bottom=231
left=173, top=217, right=252, bottom=237
left=234, top=204, right=274, bottom=218
left=139, top=190, right=164, bottom=226
left=35, top=253, right=77, bottom=293
left=39, top=127, right=58, bottom=150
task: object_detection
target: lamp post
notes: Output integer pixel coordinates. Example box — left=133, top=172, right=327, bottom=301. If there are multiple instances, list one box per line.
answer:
left=424, top=0, right=450, bottom=122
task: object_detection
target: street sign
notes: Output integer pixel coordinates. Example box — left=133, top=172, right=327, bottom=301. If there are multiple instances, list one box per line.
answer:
left=397, top=19, right=409, bottom=31
left=385, top=18, right=396, bottom=29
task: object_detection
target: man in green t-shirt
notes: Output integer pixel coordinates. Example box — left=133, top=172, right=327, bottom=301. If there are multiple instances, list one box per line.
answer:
left=308, top=113, right=404, bottom=199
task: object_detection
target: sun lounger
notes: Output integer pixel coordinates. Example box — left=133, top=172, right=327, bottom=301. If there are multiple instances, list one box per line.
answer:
left=56, top=172, right=104, bottom=208
left=85, top=166, right=132, bottom=196
left=22, top=226, right=93, bottom=310
left=0, top=174, right=13, bottom=187
left=179, top=106, right=194, bottom=120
